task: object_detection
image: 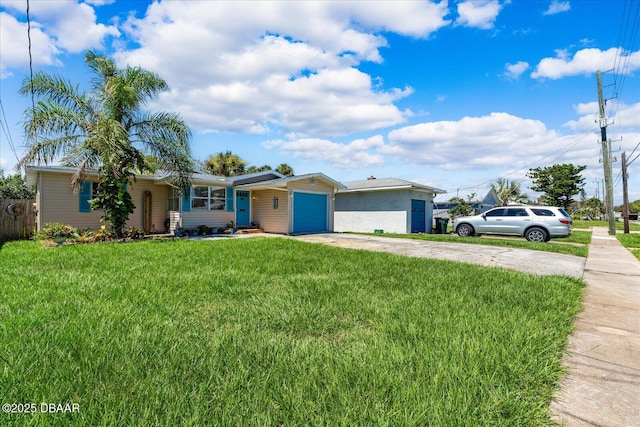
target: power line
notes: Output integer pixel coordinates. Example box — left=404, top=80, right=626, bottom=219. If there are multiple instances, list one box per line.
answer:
left=26, top=0, right=36, bottom=114
left=445, top=132, right=590, bottom=194
left=610, top=0, right=640, bottom=120
left=0, top=99, right=20, bottom=165
left=626, top=139, right=640, bottom=165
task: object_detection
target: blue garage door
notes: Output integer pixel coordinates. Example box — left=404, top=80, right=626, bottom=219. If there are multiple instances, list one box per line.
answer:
left=411, top=199, right=426, bottom=233
left=293, top=192, right=328, bottom=233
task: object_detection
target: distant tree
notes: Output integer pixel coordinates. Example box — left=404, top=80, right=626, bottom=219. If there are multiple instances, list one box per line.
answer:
left=0, top=170, right=36, bottom=199
left=18, top=50, right=193, bottom=236
left=617, top=199, right=640, bottom=213
left=204, top=151, right=246, bottom=176
left=578, top=197, right=605, bottom=220
left=527, top=164, right=586, bottom=210
left=246, top=165, right=272, bottom=174
left=490, top=178, right=529, bottom=205
left=276, top=163, right=294, bottom=177
left=137, top=155, right=162, bottom=175
left=448, top=193, right=476, bottom=218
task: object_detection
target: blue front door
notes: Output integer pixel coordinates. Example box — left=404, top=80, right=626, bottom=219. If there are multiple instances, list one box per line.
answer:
left=411, top=199, right=426, bottom=233
left=236, top=190, right=250, bottom=226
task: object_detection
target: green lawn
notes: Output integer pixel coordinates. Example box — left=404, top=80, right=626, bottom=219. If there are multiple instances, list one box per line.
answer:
left=1, top=238, right=585, bottom=426
left=572, top=219, right=640, bottom=232
left=360, top=230, right=591, bottom=257
left=616, top=233, right=640, bottom=261
left=572, top=220, right=640, bottom=260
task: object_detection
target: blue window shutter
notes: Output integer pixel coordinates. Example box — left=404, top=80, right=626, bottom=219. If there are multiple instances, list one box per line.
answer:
left=226, top=187, right=234, bottom=212
left=79, top=180, right=92, bottom=212
left=182, top=185, right=191, bottom=212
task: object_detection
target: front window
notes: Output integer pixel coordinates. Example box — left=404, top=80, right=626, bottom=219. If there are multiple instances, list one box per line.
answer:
left=192, top=186, right=226, bottom=210
left=168, top=188, right=180, bottom=211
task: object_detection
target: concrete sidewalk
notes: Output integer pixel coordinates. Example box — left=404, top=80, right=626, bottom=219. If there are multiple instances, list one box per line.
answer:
left=551, top=227, right=640, bottom=426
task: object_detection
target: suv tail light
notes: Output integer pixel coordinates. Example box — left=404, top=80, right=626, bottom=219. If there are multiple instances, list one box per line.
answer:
left=559, top=218, right=570, bottom=225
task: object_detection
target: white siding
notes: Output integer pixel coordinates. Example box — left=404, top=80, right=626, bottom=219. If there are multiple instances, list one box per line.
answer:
left=127, top=181, right=169, bottom=232
left=335, top=211, right=407, bottom=233
left=36, top=171, right=169, bottom=232
left=39, top=172, right=102, bottom=229
left=335, top=188, right=436, bottom=234
left=251, top=189, right=289, bottom=234
left=182, top=210, right=234, bottom=229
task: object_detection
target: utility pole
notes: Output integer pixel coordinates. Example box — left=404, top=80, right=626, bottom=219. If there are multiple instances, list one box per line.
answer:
left=597, top=70, right=616, bottom=235
left=622, top=152, right=629, bottom=234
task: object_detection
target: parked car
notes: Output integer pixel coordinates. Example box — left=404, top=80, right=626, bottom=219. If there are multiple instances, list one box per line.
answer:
left=452, top=206, right=572, bottom=242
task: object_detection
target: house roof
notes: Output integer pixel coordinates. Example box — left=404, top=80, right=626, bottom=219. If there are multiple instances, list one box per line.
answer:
left=237, top=172, right=346, bottom=191
left=25, top=165, right=286, bottom=188
left=338, top=177, right=446, bottom=194
left=25, top=165, right=160, bottom=187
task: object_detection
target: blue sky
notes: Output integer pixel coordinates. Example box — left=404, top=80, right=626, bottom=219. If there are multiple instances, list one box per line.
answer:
left=1, top=0, right=638, bottom=204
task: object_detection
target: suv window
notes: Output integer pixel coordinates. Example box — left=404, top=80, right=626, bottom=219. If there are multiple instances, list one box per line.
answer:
left=485, top=208, right=507, bottom=217
left=506, top=208, right=529, bottom=217
left=531, top=208, right=555, bottom=217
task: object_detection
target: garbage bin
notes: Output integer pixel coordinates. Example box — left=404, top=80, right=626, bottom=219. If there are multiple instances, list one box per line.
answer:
left=435, top=217, right=449, bottom=234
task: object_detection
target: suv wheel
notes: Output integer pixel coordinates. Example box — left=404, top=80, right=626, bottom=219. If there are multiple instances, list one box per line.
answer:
left=456, top=224, right=474, bottom=237
left=525, top=227, right=548, bottom=242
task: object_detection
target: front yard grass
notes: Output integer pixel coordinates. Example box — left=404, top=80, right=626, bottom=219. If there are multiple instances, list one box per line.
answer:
left=616, top=233, right=640, bottom=261
left=1, top=238, right=584, bottom=426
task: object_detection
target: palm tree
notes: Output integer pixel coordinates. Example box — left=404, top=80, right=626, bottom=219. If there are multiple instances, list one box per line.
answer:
left=19, top=50, right=193, bottom=235
left=275, top=163, right=294, bottom=177
left=491, top=178, right=529, bottom=205
left=245, top=165, right=272, bottom=174
left=203, top=151, right=247, bottom=177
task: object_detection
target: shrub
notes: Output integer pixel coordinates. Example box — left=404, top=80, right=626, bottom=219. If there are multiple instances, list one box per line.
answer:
left=36, top=223, right=78, bottom=240
left=121, top=227, right=145, bottom=240
left=92, top=225, right=115, bottom=242
left=196, top=224, right=211, bottom=235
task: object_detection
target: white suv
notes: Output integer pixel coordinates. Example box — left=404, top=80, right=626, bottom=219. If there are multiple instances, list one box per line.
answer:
left=452, top=206, right=572, bottom=242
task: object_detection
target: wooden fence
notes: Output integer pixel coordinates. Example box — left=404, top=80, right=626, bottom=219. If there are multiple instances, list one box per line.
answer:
left=0, top=199, right=36, bottom=242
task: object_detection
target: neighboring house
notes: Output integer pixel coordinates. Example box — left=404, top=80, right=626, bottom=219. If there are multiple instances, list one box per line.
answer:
left=478, top=188, right=502, bottom=213
left=26, top=166, right=344, bottom=235
left=433, top=188, right=502, bottom=218
left=334, top=177, right=446, bottom=234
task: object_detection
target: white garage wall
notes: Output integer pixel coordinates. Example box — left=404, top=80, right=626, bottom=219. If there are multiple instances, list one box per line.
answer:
left=335, top=211, right=407, bottom=233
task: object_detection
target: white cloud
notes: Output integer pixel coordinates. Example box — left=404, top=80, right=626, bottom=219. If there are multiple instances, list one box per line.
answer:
left=0, top=1, right=118, bottom=75
left=85, top=0, right=116, bottom=5
left=543, top=1, right=570, bottom=16
left=455, top=0, right=502, bottom=30
left=503, top=61, right=530, bottom=79
left=0, top=12, right=61, bottom=78
left=264, top=135, right=385, bottom=168
left=33, top=1, right=120, bottom=53
left=532, top=47, right=640, bottom=79
left=383, top=113, right=561, bottom=170
left=116, top=1, right=438, bottom=137
left=563, top=102, right=600, bottom=132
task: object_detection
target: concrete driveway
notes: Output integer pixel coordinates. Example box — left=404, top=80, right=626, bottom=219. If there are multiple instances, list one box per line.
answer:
left=290, top=233, right=586, bottom=278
